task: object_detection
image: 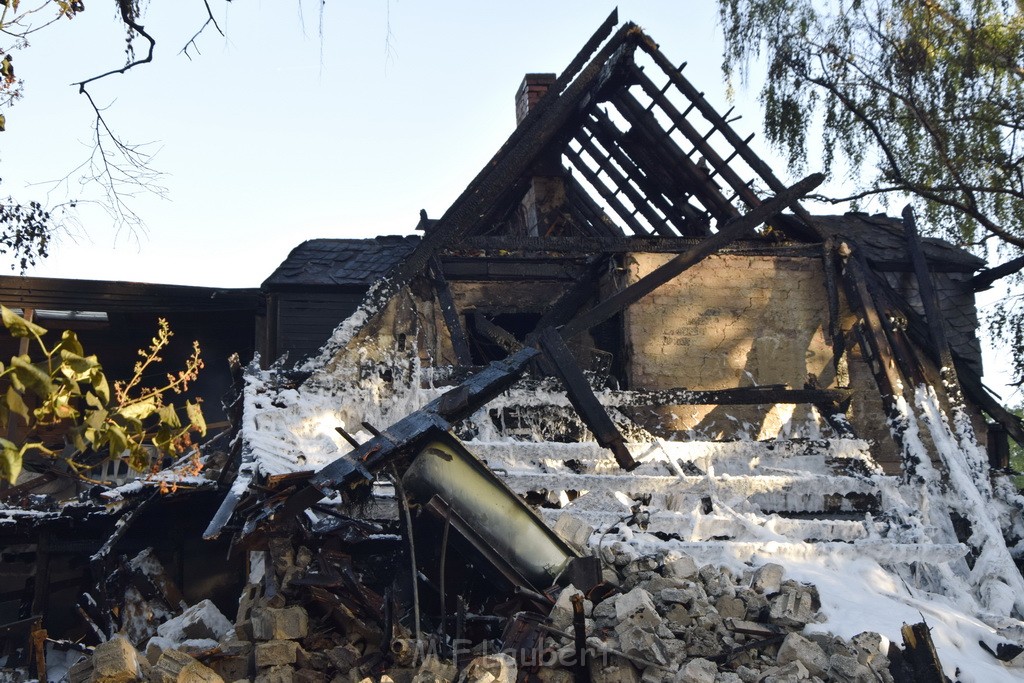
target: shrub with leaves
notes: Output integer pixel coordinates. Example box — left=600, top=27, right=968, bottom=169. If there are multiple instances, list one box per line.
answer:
left=0, top=306, right=206, bottom=484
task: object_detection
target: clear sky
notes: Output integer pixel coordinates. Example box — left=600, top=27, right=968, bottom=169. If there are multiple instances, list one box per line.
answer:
left=3, top=1, right=731, bottom=287
left=1, top=1, right=1017, bottom=399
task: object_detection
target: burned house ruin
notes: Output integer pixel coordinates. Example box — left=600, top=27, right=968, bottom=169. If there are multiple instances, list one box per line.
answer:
left=3, top=12, right=1024, bottom=683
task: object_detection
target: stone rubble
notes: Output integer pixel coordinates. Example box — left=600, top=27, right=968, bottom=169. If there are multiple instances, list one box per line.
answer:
left=58, top=539, right=903, bottom=683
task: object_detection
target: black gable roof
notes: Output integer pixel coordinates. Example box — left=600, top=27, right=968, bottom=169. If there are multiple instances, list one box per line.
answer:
left=263, top=235, right=421, bottom=290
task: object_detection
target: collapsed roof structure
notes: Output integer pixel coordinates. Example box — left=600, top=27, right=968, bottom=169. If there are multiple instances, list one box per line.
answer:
left=4, top=11, right=1024, bottom=682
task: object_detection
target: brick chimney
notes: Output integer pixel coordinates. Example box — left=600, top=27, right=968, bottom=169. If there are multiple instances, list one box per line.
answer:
left=516, top=73, right=556, bottom=125
left=515, top=74, right=565, bottom=236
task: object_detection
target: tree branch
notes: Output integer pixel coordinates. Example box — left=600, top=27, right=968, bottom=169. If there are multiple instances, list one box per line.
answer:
left=180, top=0, right=224, bottom=60
left=72, top=4, right=155, bottom=92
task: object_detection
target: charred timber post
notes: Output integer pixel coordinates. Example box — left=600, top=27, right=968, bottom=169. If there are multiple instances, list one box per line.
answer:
left=538, top=327, right=638, bottom=471
left=902, top=207, right=962, bottom=401
left=841, top=254, right=917, bottom=471
left=560, top=173, right=825, bottom=339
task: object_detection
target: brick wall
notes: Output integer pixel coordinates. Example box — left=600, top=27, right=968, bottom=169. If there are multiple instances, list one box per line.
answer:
left=623, top=252, right=896, bottom=456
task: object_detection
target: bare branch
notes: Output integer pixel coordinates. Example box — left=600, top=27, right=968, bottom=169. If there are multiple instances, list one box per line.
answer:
left=72, top=3, right=156, bottom=92
left=180, top=0, right=224, bottom=60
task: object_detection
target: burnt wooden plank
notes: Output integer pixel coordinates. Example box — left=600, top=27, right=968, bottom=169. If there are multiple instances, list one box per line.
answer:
left=903, top=207, right=961, bottom=397
left=841, top=254, right=916, bottom=464
left=611, top=386, right=850, bottom=407
left=572, top=131, right=678, bottom=237
left=472, top=313, right=524, bottom=356
left=612, top=91, right=740, bottom=222
left=560, top=173, right=825, bottom=338
left=564, top=172, right=626, bottom=239
left=288, top=347, right=541, bottom=516
left=429, top=258, right=473, bottom=366
left=564, top=144, right=653, bottom=236
left=970, top=254, right=1024, bottom=292
left=626, top=63, right=761, bottom=211
left=538, top=327, right=637, bottom=471
left=585, top=108, right=708, bottom=235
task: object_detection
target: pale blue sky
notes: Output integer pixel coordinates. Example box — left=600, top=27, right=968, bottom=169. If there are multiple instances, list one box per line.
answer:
left=4, top=2, right=734, bottom=287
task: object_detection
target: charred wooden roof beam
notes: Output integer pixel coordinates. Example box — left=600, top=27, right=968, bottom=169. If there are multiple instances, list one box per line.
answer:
left=570, top=133, right=679, bottom=237
left=626, top=63, right=762, bottom=212
left=611, top=91, right=740, bottom=223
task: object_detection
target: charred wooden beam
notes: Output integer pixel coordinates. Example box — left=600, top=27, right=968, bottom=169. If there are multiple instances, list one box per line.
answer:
left=637, top=41, right=823, bottom=241
left=626, top=63, right=762, bottom=211
left=564, top=172, right=627, bottom=239
left=560, top=173, right=825, bottom=339
left=429, top=257, right=473, bottom=366
left=969, top=253, right=1024, bottom=292
left=585, top=108, right=708, bottom=235
left=612, top=92, right=740, bottom=222
left=563, top=144, right=653, bottom=237
left=610, top=386, right=850, bottom=407
left=898, top=622, right=949, bottom=682
left=841, top=253, right=916, bottom=466
left=903, top=207, right=961, bottom=398
left=538, top=327, right=637, bottom=470
left=471, top=313, right=524, bottom=356
left=532, top=256, right=609, bottom=333
left=572, top=131, right=678, bottom=237
left=285, top=347, right=541, bottom=516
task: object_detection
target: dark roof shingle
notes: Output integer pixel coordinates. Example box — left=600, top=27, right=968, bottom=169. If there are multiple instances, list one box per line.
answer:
left=263, top=235, right=421, bottom=289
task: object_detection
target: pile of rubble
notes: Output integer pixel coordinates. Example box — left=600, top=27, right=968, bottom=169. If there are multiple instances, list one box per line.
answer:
left=60, top=538, right=912, bottom=683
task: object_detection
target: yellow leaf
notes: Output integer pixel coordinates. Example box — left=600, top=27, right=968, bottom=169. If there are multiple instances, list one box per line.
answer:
left=0, top=437, right=21, bottom=484
left=186, top=400, right=206, bottom=437
left=1, top=306, right=46, bottom=338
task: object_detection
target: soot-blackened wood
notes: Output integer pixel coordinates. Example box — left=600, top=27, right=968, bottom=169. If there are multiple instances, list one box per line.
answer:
left=612, top=386, right=850, bottom=407
left=899, top=622, right=950, bottom=683
left=564, top=144, right=652, bottom=237
left=532, top=256, right=609, bottom=335
left=903, top=207, right=961, bottom=398
left=969, top=254, right=1024, bottom=292
left=560, top=173, right=825, bottom=339
left=842, top=254, right=916, bottom=465
left=572, top=130, right=678, bottom=237
left=584, top=110, right=701, bottom=235
left=538, top=327, right=637, bottom=471
left=565, top=173, right=626, bottom=239
left=612, top=92, right=739, bottom=222
left=626, top=63, right=761, bottom=211
left=472, top=313, right=523, bottom=356
left=638, top=40, right=823, bottom=240
left=429, top=257, right=473, bottom=366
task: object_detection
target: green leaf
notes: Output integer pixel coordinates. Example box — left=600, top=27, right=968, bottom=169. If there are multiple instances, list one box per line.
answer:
left=10, top=356, right=52, bottom=397
left=157, top=404, right=181, bottom=429
left=186, top=400, right=206, bottom=437
left=119, top=398, right=157, bottom=423
left=1, top=305, right=46, bottom=338
left=84, top=405, right=107, bottom=431
left=84, top=391, right=103, bottom=410
left=0, top=437, right=21, bottom=483
left=59, top=350, right=98, bottom=382
left=106, top=423, right=128, bottom=455
left=5, top=386, right=28, bottom=422
left=57, top=330, right=84, bottom=356
left=92, top=372, right=110, bottom=404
